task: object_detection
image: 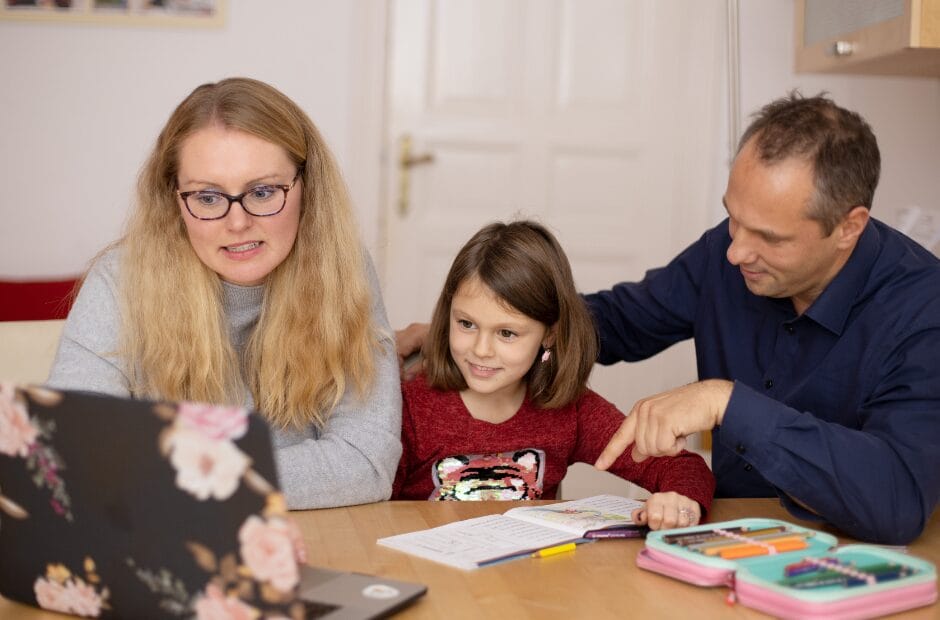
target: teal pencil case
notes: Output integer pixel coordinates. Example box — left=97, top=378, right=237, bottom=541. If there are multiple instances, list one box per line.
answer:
left=637, top=518, right=937, bottom=619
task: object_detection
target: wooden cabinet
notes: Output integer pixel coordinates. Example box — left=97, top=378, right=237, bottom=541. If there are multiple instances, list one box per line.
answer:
left=796, top=0, right=940, bottom=77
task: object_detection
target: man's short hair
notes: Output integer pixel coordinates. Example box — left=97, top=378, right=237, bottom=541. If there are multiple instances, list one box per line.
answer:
left=737, top=91, right=880, bottom=235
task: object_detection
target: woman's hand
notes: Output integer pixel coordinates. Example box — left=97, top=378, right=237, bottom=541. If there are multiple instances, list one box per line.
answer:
left=631, top=492, right=701, bottom=530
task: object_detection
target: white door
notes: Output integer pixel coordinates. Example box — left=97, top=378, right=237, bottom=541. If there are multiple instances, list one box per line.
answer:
left=381, top=0, right=727, bottom=497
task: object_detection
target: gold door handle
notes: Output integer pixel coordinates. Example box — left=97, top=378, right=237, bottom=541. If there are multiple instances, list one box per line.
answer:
left=398, top=135, right=434, bottom=216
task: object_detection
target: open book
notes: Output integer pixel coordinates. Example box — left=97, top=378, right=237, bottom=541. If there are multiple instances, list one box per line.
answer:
left=377, top=494, right=644, bottom=570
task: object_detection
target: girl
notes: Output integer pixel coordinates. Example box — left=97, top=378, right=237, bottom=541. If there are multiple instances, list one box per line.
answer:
left=47, top=78, right=401, bottom=509
left=392, top=221, right=714, bottom=529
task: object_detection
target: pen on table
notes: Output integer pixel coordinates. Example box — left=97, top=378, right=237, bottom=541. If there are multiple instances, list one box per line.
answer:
left=532, top=542, right=577, bottom=558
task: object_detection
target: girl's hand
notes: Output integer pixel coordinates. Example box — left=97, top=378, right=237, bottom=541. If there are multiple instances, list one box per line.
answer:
left=631, top=492, right=701, bottom=530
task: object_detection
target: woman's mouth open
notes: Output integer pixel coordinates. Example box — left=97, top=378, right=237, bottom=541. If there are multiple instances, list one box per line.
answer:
left=223, top=241, right=262, bottom=259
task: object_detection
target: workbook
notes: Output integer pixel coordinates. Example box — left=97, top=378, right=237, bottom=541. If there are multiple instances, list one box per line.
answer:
left=378, top=494, right=644, bottom=570
left=637, top=518, right=937, bottom=618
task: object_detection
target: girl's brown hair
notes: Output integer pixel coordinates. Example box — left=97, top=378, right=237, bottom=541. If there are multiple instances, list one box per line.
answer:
left=424, top=220, right=597, bottom=409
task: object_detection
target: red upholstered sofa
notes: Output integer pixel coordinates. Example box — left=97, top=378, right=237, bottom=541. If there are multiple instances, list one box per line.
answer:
left=0, top=279, right=79, bottom=321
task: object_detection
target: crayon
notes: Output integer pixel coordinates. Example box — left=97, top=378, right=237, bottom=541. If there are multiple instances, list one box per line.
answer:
left=692, top=530, right=810, bottom=553
left=783, top=559, right=819, bottom=577
left=664, top=525, right=788, bottom=547
left=702, top=534, right=809, bottom=557
left=778, top=560, right=915, bottom=589
left=531, top=542, right=577, bottom=558
left=718, top=538, right=809, bottom=560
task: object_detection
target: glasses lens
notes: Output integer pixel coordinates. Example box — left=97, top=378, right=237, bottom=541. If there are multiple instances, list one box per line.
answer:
left=243, top=186, right=287, bottom=216
left=186, top=191, right=228, bottom=219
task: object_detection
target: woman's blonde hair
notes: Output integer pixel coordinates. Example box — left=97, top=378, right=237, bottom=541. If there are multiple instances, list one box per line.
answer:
left=121, top=77, right=377, bottom=428
left=424, top=220, right=597, bottom=409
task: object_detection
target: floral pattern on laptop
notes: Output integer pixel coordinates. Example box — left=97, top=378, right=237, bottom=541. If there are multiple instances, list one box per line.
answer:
left=128, top=493, right=308, bottom=619
left=0, top=387, right=315, bottom=619
left=156, top=402, right=274, bottom=501
left=118, top=399, right=310, bottom=618
left=0, top=382, right=73, bottom=521
left=33, top=557, right=111, bottom=617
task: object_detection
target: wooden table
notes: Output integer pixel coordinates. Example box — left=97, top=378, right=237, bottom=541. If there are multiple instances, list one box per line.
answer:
left=2, top=499, right=938, bottom=619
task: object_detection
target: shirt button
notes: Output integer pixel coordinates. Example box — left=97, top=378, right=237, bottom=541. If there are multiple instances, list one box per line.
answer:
left=736, top=444, right=746, bottom=455
left=744, top=464, right=753, bottom=471
left=764, top=379, right=774, bottom=389
left=785, top=325, right=795, bottom=334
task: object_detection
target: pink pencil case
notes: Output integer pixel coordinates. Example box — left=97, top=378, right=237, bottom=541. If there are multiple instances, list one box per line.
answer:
left=636, top=518, right=937, bottom=619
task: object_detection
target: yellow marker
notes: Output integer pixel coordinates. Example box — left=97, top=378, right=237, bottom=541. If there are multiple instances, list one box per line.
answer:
left=532, top=542, right=577, bottom=558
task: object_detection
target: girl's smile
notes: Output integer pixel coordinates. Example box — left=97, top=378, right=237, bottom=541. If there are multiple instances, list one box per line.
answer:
left=448, top=276, right=553, bottom=423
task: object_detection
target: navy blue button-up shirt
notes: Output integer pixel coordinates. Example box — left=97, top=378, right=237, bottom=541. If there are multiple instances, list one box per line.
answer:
left=585, top=218, right=940, bottom=543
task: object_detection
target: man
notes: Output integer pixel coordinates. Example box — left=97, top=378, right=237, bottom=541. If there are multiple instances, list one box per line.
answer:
left=589, top=92, right=939, bottom=544
left=396, top=93, right=939, bottom=544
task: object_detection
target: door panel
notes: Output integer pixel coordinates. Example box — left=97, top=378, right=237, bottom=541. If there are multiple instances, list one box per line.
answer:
left=384, top=0, right=725, bottom=497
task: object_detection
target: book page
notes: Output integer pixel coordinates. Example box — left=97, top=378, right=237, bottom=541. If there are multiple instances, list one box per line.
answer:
left=377, top=514, right=578, bottom=570
left=505, top=494, right=644, bottom=536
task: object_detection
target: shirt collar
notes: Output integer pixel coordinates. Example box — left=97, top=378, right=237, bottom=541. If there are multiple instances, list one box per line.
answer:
left=802, top=220, right=880, bottom=335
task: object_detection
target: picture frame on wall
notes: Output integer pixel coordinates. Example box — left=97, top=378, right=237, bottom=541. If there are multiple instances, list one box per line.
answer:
left=0, top=0, right=225, bottom=27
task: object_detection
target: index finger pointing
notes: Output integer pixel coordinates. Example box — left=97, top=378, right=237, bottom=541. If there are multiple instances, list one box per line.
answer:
left=595, top=412, right=637, bottom=470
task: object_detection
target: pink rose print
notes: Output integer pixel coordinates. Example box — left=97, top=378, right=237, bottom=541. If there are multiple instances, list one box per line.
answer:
left=34, top=563, right=107, bottom=618
left=34, top=577, right=68, bottom=612
left=194, top=583, right=259, bottom=620
left=177, top=403, right=249, bottom=441
left=130, top=494, right=302, bottom=616
left=238, top=515, right=301, bottom=592
left=0, top=383, right=73, bottom=520
left=0, top=382, right=38, bottom=457
left=169, top=429, right=250, bottom=501
left=61, top=579, right=105, bottom=617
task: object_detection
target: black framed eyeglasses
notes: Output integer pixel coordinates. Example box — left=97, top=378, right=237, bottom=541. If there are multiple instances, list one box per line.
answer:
left=178, top=172, right=301, bottom=221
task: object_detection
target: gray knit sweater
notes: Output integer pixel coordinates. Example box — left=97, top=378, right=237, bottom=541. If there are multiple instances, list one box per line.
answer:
left=47, top=248, right=402, bottom=509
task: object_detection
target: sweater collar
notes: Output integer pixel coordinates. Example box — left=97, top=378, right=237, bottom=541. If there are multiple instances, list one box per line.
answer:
left=221, top=280, right=264, bottom=310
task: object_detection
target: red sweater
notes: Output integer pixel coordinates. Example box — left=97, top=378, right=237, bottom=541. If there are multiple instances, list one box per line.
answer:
left=392, top=375, right=715, bottom=512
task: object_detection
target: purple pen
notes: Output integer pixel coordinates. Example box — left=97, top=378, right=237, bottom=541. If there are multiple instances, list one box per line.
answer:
left=585, top=527, right=649, bottom=539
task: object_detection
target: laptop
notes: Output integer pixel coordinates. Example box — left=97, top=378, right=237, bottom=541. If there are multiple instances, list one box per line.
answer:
left=0, top=383, right=426, bottom=619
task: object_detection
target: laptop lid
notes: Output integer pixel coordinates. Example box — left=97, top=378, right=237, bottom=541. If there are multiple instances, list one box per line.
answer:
left=0, top=383, right=425, bottom=619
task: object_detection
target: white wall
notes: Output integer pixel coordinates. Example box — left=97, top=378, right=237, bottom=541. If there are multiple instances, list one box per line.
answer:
left=732, top=1, right=940, bottom=232
left=0, top=0, right=383, bottom=278
left=2, top=0, right=939, bottom=281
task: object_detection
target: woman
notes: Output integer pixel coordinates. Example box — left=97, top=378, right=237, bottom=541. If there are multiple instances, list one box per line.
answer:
left=47, top=77, right=401, bottom=509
